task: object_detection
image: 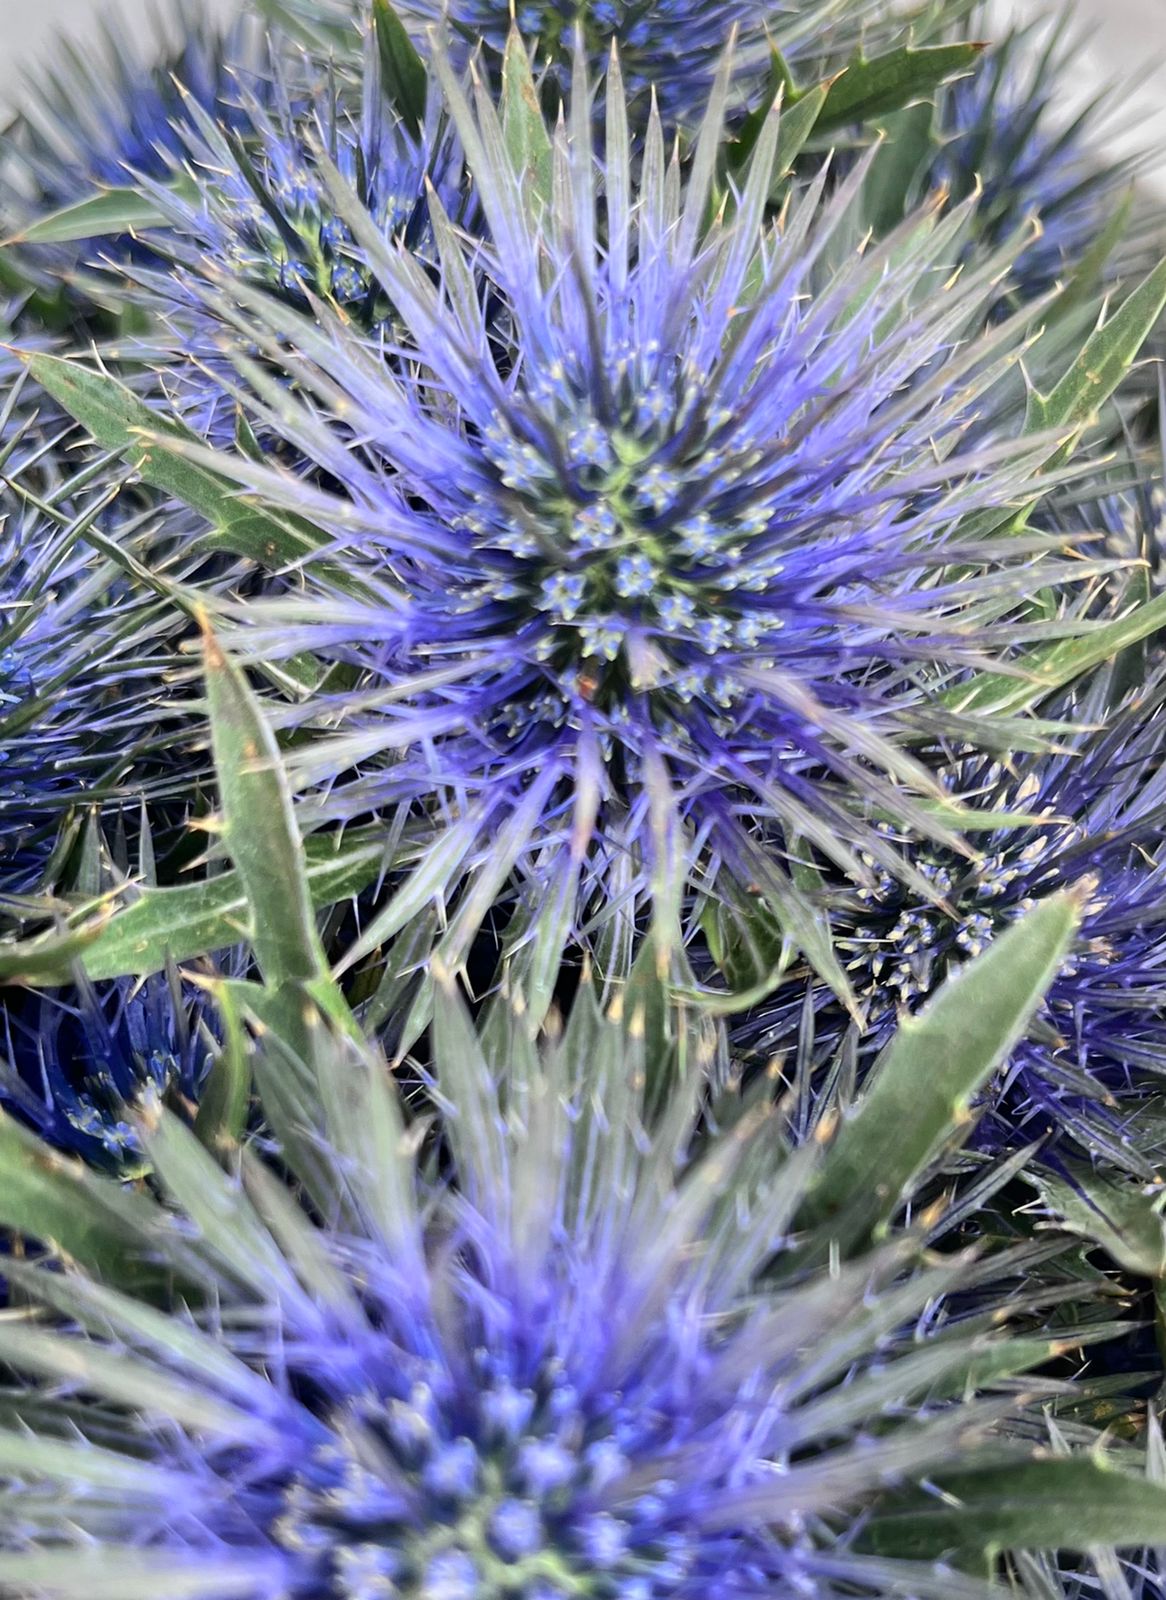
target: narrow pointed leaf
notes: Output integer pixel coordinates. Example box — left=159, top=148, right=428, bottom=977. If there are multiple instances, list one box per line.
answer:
left=0, top=912, right=111, bottom=982
left=502, top=25, right=553, bottom=211
left=1028, top=257, right=1166, bottom=442
left=815, top=42, right=985, bottom=134
left=138, top=832, right=375, bottom=981
left=730, top=45, right=798, bottom=166
left=22, top=353, right=327, bottom=567
left=7, top=179, right=196, bottom=245
left=203, top=628, right=326, bottom=987
left=373, top=0, right=427, bottom=141
left=0, top=829, right=387, bottom=989
left=807, top=890, right=1083, bottom=1242
left=193, top=981, right=253, bottom=1153
left=948, top=588, right=1166, bottom=716
left=0, top=1108, right=198, bottom=1288
left=866, top=1457, right=1166, bottom=1559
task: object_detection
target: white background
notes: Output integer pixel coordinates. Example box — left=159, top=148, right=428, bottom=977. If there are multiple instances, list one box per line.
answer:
left=0, top=0, right=1163, bottom=193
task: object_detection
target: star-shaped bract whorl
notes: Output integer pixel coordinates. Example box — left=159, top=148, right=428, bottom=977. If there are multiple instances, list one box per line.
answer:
left=120, top=25, right=467, bottom=444
left=0, top=967, right=1077, bottom=1600
left=163, top=38, right=1106, bottom=988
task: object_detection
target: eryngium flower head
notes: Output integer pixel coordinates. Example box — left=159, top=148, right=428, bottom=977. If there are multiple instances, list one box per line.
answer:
left=0, top=368, right=230, bottom=892
left=929, top=16, right=1139, bottom=304
left=183, top=45, right=1103, bottom=981
left=134, top=27, right=465, bottom=330
left=742, top=674, right=1166, bottom=1175
left=0, top=970, right=218, bottom=1174
left=0, top=1, right=277, bottom=335
left=1, top=0, right=266, bottom=209
left=0, top=418, right=174, bottom=888
left=0, top=965, right=1085, bottom=1598
left=269, top=0, right=946, bottom=126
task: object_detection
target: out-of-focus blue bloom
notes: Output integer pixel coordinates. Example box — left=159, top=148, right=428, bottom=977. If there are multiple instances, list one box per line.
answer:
left=406, top=0, right=772, bottom=117
left=929, top=17, right=1139, bottom=303
left=176, top=43, right=1109, bottom=984
left=0, top=968, right=1082, bottom=1597
left=1, top=0, right=267, bottom=210
left=743, top=673, right=1166, bottom=1175
left=272, top=0, right=937, bottom=126
left=0, top=0, right=277, bottom=332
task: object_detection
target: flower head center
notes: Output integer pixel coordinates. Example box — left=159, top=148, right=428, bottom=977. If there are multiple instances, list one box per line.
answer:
left=272, top=1355, right=696, bottom=1598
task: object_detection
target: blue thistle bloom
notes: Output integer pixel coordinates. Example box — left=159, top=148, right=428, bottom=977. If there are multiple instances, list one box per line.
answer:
left=0, top=967, right=1096, bottom=1596
left=929, top=17, right=1139, bottom=303
left=296, top=0, right=960, bottom=126
left=402, top=0, right=776, bottom=117
left=176, top=45, right=1110, bottom=986
left=1, top=0, right=267, bottom=209
left=135, top=30, right=465, bottom=333
left=0, top=970, right=218, bottom=1175
left=742, top=673, right=1166, bottom=1175
left=0, top=0, right=277, bottom=334
left=0, top=371, right=223, bottom=893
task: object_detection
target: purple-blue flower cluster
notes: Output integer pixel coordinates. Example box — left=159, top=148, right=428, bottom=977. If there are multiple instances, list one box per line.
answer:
left=159, top=41, right=1110, bottom=986
left=930, top=18, right=1139, bottom=304
left=743, top=665, right=1166, bottom=1172
left=0, top=371, right=208, bottom=893
left=0, top=974, right=1087, bottom=1598
left=1, top=2, right=1166, bottom=1589
left=0, top=972, right=216, bottom=1172
left=137, top=33, right=464, bottom=326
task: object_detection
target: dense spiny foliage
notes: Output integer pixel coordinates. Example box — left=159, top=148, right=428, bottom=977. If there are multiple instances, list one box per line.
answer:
left=0, top=3, right=1165, bottom=1593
